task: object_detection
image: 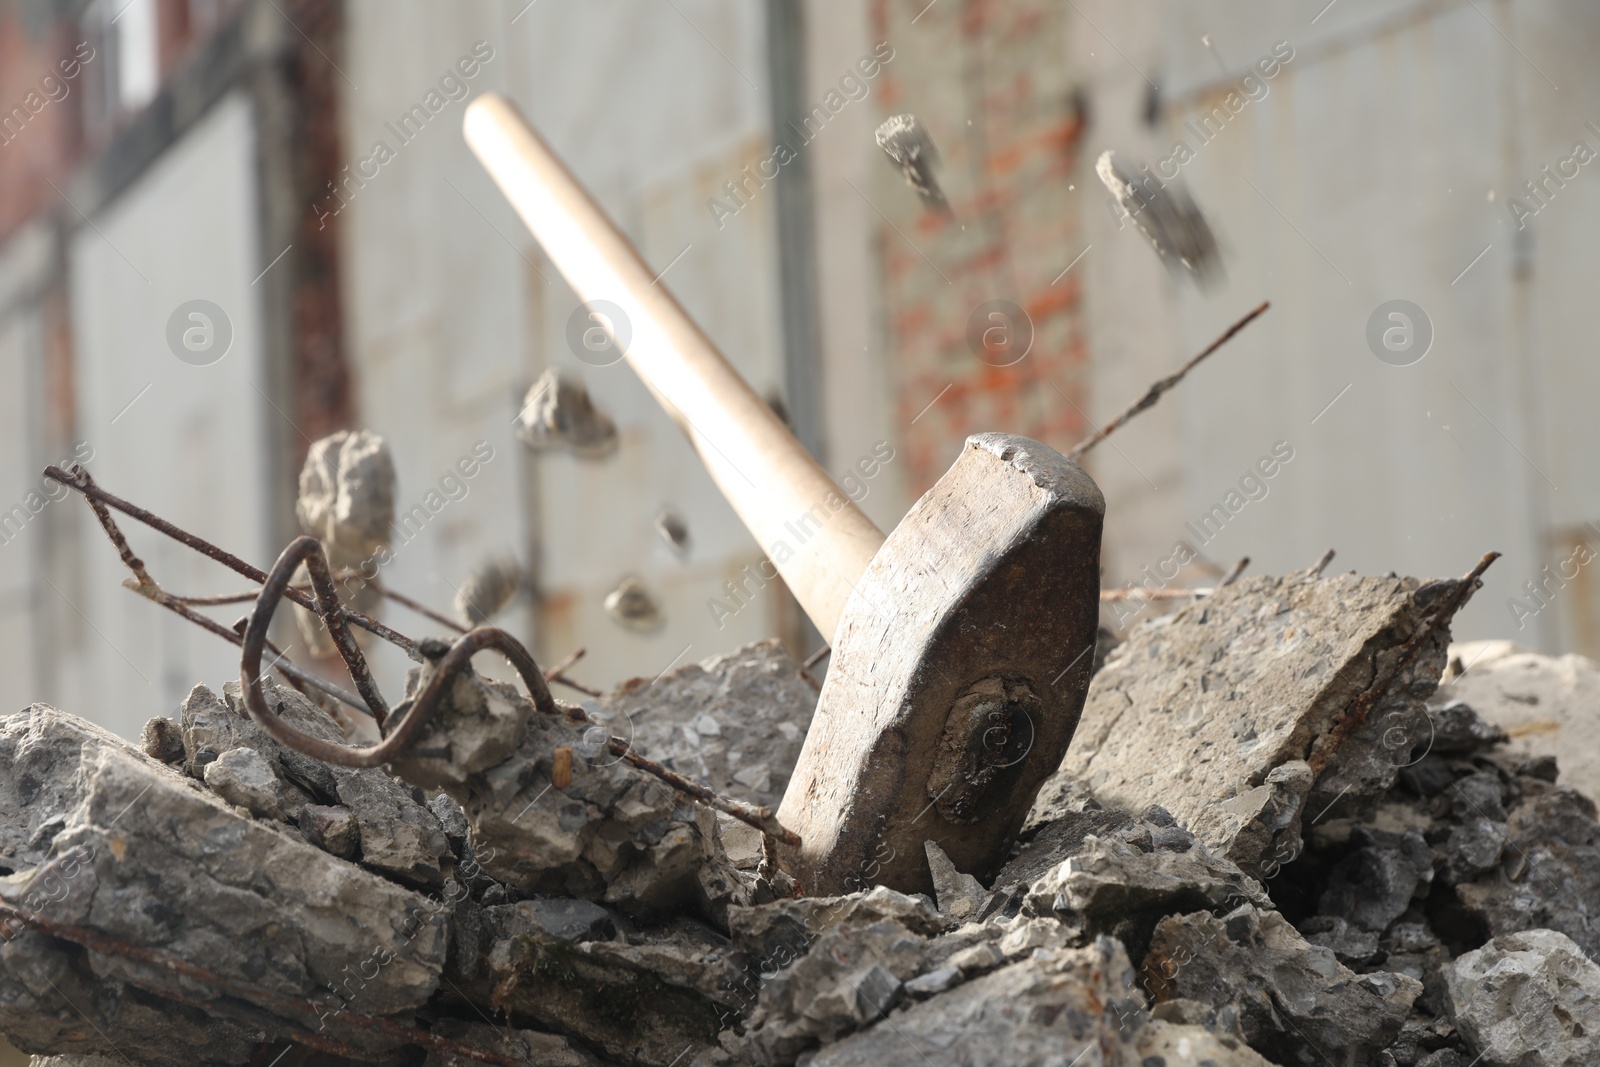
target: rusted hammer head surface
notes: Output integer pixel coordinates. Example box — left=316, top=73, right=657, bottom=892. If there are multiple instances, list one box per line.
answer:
left=778, top=434, right=1103, bottom=894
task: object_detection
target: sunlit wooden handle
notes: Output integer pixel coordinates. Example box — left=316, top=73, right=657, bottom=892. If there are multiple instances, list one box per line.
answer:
left=465, top=93, right=884, bottom=640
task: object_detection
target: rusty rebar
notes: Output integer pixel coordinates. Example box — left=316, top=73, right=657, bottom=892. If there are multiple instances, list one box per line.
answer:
left=369, top=579, right=465, bottom=634
left=58, top=464, right=798, bottom=843
left=1308, top=551, right=1500, bottom=773
left=55, top=466, right=369, bottom=713
left=602, top=734, right=799, bottom=846
left=1220, top=556, right=1251, bottom=588
left=45, top=465, right=420, bottom=657
left=241, top=538, right=555, bottom=766
left=1068, top=300, right=1269, bottom=462
left=543, top=646, right=603, bottom=697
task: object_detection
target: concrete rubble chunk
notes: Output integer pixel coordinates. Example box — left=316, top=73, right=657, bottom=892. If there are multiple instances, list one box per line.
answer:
left=384, top=647, right=530, bottom=790
left=201, top=746, right=286, bottom=821
left=732, top=919, right=929, bottom=1064
left=189, top=681, right=455, bottom=890
left=600, top=640, right=818, bottom=812
left=1018, top=816, right=1272, bottom=959
left=138, top=717, right=183, bottom=764
left=793, top=937, right=1274, bottom=1067
left=727, top=885, right=944, bottom=968
left=1145, top=904, right=1422, bottom=1065
left=468, top=904, right=745, bottom=1066
left=1037, top=573, right=1471, bottom=878
left=1444, top=929, right=1600, bottom=1067
left=0, top=930, right=262, bottom=1066
left=515, top=367, right=620, bottom=459
left=420, top=663, right=738, bottom=919
left=1453, top=780, right=1600, bottom=960
left=604, top=574, right=665, bottom=631
left=1318, top=825, right=1435, bottom=932
left=1435, top=641, right=1600, bottom=803
left=0, top=704, right=448, bottom=1057
left=291, top=429, right=394, bottom=658
left=296, top=802, right=359, bottom=858
left=295, top=428, right=396, bottom=563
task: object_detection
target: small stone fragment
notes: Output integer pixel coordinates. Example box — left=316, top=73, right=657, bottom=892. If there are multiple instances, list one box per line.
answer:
left=1318, top=826, right=1434, bottom=932
left=1427, top=700, right=1510, bottom=754
left=470, top=906, right=743, bottom=1065
left=903, top=965, right=961, bottom=997
left=139, top=716, right=184, bottom=764
left=923, top=839, right=987, bottom=924
left=874, top=113, right=950, bottom=216
left=383, top=647, right=529, bottom=790
left=297, top=803, right=359, bottom=859
left=454, top=554, right=523, bottom=624
left=515, top=368, right=619, bottom=459
left=1096, top=149, right=1221, bottom=284
left=1444, top=929, right=1600, bottom=1067
left=202, top=746, right=285, bottom=821
left=944, top=941, right=1006, bottom=976
left=604, top=574, right=664, bottom=631
left=736, top=920, right=926, bottom=1062
left=655, top=507, right=690, bottom=555
left=1022, top=826, right=1271, bottom=958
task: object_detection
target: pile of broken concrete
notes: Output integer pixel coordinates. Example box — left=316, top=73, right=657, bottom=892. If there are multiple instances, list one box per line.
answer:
left=2, top=569, right=1598, bottom=1066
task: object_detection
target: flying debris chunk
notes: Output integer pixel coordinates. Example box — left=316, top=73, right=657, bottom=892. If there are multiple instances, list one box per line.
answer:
left=604, top=575, right=664, bottom=632
left=293, top=430, right=394, bottom=656
left=296, top=429, right=396, bottom=565
left=515, top=367, right=619, bottom=459
left=1096, top=150, right=1221, bottom=285
left=654, top=508, right=690, bottom=556
left=875, top=113, right=952, bottom=217
left=455, top=554, right=524, bottom=625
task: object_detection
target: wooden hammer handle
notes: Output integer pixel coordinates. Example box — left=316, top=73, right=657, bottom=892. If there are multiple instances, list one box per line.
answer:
left=464, top=94, right=884, bottom=641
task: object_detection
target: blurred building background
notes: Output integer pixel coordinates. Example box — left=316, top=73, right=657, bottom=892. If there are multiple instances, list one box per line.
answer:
left=1, top=0, right=1597, bottom=753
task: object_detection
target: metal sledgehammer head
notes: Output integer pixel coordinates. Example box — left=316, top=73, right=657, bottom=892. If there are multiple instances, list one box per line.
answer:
left=778, top=434, right=1104, bottom=895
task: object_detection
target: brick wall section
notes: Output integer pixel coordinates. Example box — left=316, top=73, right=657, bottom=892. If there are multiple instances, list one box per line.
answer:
left=870, top=0, right=1089, bottom=496
left=0, top=13, right=87, bottom=245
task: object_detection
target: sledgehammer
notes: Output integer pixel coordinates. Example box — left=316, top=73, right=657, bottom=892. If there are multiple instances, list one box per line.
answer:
left=465, top=95, right=1103, bottom=894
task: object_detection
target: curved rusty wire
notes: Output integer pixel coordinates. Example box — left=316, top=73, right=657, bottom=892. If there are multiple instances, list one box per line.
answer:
left=240, top=535, right=558, bottom=767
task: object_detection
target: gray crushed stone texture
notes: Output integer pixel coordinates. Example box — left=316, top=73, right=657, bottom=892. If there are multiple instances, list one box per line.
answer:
left=0, top=704, right=447, bottom=1060
left=599, top=639, right=817, bottom=812
left=1444, top=928, right=1600, bottom=1067
left=1146, top=904, right=1421, bottom=1065
left=1037, top=572, right=1470, bottom=878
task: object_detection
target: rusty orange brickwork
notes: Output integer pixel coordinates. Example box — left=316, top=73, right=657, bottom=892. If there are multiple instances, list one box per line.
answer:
left=871, top=0, right=1091, bottom=496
